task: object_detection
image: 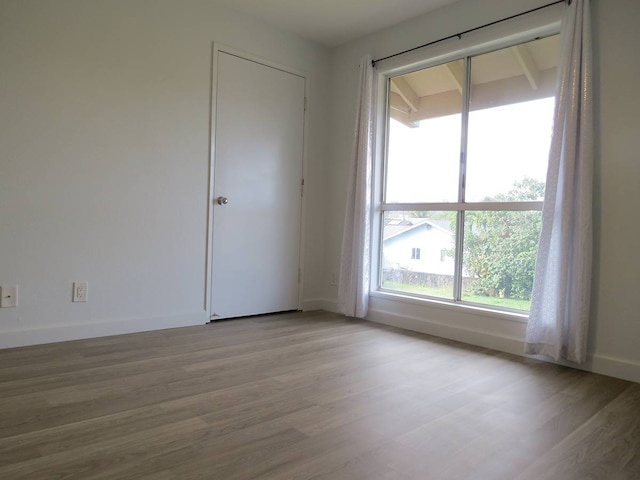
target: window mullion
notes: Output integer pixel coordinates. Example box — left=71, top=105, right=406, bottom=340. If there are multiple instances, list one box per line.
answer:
left=454, top=56, right=472, bottom=302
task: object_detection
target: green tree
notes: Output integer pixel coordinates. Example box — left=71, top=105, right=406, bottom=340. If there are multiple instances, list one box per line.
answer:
left=463, top=178, right=544, bottom=301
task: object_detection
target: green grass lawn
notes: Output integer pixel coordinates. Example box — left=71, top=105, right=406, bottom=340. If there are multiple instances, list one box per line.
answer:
left=381, top=281, right=531, bottom=312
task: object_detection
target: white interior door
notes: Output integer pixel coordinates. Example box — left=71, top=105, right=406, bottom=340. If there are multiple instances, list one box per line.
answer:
left=210, top=51, right=305, bottom=320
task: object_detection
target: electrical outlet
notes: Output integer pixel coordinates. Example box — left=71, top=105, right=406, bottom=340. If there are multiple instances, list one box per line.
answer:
left=330, top=272, right=338, bottom=286
left=73, top=282, right=88, bottom=302
left=0, top=285, right=18, bottom=308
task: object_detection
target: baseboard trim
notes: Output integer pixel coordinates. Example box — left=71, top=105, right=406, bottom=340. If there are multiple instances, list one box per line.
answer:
left=0, top=311, right=208, bottom=349
left=587, top=354, right=640, bottom=384
left=366, top=307, right=524, bottom=356
left=301, top=298, right=339, bottom=313
left=365, top=306, right=640, bottom=384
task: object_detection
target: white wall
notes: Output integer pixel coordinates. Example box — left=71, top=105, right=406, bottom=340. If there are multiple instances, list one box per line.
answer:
left=0, top=0, right=331, bottom=345
left=324, top=0, right=640, bottom=383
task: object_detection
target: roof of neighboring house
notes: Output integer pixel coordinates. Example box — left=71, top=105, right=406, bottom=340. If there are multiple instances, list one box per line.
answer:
left=383, top=217, right=452, bottom=241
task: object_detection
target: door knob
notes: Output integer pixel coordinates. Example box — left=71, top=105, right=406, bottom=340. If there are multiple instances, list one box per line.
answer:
left=217, top=196, right=229, bottom=205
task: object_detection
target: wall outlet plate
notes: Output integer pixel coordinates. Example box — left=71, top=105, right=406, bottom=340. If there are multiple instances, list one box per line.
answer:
left=73, top=282, right=88, bottom=302
left=1, top=285, right=18, bottom=308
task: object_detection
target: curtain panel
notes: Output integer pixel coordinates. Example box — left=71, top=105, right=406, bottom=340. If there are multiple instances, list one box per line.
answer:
left=525, top=0, right=593, bottom=363
left=337, top=55, right=375, bottom=318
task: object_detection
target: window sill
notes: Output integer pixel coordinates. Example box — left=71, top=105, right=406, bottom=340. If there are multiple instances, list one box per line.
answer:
left=369, top=289, right=529, bottom=324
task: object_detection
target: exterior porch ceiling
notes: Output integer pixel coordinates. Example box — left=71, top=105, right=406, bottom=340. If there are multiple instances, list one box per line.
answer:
left=389, top=34, right=560, bottom=127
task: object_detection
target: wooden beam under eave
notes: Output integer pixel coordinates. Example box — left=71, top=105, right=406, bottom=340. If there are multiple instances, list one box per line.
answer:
left=443, top=61, right=464, bottom=94
left=389, top=108, right=419, bottom=128
left=391, top=77, right=419, bottom=112
left=389, top=91, right=417, bottom=127
left=511, top=44, right=540, bottom=90
left=389, top=92, right=411, bottom=114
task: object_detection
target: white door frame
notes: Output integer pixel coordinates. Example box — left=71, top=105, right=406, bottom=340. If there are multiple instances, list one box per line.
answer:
left=205, top=43, right=310, bottom=320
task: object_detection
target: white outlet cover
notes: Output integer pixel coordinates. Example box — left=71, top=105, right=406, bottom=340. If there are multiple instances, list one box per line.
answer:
left=73, top=282, right=88, bottom=302
left=1, top=285, right=18, bottom=308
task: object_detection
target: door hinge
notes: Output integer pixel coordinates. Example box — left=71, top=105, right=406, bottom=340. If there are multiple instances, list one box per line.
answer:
left=301, top=178, right=305, bottom=197
left=304, top=97, right=308, bottom=111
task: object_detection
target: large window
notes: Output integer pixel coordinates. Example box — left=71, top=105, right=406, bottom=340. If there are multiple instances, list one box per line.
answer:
left=380, top=35, right=560, bottom=312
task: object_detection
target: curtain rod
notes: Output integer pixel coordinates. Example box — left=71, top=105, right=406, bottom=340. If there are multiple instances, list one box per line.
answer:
left=371, top=0, right=569, bottom=66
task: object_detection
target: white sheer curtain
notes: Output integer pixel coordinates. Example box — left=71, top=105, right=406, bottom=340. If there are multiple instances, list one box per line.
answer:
left=525, top=0, right=593, bottom=363
left=337, top=55, right=374, bottom=318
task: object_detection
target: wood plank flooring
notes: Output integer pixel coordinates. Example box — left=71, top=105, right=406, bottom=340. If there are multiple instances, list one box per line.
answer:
left=0, top=310, right=638, bottom=479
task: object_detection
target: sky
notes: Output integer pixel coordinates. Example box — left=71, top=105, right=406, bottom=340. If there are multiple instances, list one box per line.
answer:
left=385, top=96, right=555, bottom=204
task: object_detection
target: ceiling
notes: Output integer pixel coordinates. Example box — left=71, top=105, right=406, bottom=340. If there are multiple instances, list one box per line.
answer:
left=214, top=0, right=462, bottom=47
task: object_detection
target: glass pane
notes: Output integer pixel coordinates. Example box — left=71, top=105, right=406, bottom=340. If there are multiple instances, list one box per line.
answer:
left=385, top=61, right=463, bottom=203
left=461, top=210, right=542, bottom=311
left=465, top=35, right=560, bottom=202
left=381, top=211, right=457, bottom=299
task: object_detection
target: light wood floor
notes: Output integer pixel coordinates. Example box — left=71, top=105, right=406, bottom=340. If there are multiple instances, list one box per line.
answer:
left=0, top=311, right=638, bottom=480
